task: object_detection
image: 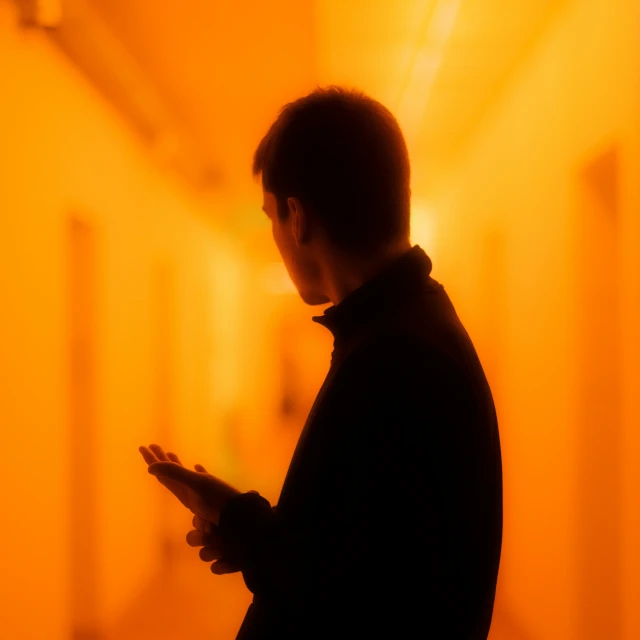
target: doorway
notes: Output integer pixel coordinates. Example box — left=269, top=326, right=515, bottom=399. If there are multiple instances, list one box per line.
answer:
left=68, top=215, right=101, bottom=639
left=575, top=146, right=622, bottom=639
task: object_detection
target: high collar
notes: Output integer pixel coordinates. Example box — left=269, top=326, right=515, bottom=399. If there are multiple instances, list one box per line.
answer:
left=311, top=244, right=439, bottom=349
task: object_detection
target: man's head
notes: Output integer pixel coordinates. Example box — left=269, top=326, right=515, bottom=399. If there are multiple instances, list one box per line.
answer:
left=253, top=86, right=411, bottom=305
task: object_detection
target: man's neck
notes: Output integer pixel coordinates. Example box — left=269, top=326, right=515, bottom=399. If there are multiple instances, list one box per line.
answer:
left=322, top=240, right=413, bottom=305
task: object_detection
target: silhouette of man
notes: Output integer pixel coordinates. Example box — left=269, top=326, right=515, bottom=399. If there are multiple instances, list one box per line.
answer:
left=140, top=86, right=502, bottom=639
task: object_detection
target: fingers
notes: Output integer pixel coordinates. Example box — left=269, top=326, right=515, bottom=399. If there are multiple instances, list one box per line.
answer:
left=183, top=523, right=238, bottom=574
left=139, top=446, right=158, bottom=465
left=140, top=445, right=206, bottom=478
left=149, top=444, right=169, bottom=462
left=139, top=444, right=181, bottom=466
left=187, top=527, right=221, bottom=545
left=186, top=529, right=226, bottom=562
left=199, top=546, right=223, bottom=562
left=211, top=560, right=239, bottom=575
left=192, top=514, right=213, bottom=533
left=187, top=529, right=215, bottom=547
left=148, top=461, right=201, bottom=489
left=186, top=523, right=221, bottom=546
left=186, top=529, right=206, bottom=547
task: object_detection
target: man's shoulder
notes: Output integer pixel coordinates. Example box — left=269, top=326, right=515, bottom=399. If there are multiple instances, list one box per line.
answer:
left=331, top=329, right=475, bottom=434
left=343, top=329, right=464, bottom=386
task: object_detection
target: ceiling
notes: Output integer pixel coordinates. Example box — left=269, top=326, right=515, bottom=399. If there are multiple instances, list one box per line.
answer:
left=414, top=0, right=564, bottom=160
left=85, top=0, right=564, bottom=237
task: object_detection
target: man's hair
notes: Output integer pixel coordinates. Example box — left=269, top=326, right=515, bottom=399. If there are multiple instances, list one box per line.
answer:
left=252, top=86, right=411, bottom=253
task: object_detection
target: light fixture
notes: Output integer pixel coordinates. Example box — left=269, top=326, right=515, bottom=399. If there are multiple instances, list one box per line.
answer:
left=396, top=0, right=462, bottom=150
left=12, top=0, right=219, bottom=190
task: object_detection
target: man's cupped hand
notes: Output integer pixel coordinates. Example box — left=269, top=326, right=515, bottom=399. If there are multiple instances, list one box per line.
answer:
left=139, top=444, right=241, bottom=526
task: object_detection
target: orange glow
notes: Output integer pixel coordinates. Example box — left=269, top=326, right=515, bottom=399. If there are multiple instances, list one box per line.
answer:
left=1, top=0, right=639, bottom=638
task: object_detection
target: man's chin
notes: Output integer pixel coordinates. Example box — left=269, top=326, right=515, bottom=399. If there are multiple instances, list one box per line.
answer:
left=299, top=291, right=331, bottom=306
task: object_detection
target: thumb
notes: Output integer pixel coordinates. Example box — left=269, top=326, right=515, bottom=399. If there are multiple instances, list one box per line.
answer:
left=148, top=462, right=201, bottom=488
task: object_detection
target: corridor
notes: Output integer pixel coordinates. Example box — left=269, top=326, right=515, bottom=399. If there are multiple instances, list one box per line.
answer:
left=1, top=0, right=639, bottom=638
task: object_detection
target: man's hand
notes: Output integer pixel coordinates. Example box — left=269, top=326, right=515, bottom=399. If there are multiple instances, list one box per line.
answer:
left=139, top=444, right=241, bottom=525
left=188, top=514, right=241, bottom=575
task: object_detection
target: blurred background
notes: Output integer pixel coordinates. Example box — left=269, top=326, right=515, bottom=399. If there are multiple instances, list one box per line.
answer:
left=1, top=0, right=639, bottom=638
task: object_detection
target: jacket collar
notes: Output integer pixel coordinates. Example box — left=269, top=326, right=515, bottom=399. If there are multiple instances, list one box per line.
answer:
left=311, top=244, right=437, bottom=347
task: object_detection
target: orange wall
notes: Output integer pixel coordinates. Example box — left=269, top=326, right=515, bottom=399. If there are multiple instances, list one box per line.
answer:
left=416, top=0, right=640, bottom=638
left=3, top=0, right=639, bottom=638
left=0, top=2, right=251, bottom=637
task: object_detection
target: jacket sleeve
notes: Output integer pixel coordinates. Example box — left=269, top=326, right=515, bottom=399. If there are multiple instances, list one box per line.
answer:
left=216, top=490, right=277, bottom=592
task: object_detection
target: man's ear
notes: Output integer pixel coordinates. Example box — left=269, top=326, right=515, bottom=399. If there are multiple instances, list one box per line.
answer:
left=288, top=197, right=308, bottom=248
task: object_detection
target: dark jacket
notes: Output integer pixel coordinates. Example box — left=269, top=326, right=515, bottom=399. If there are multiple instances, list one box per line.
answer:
left=219, top=245, right=503, bottom=639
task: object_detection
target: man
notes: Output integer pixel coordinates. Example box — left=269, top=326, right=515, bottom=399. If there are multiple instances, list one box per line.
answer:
left=140, top=86, right=502, bottom=639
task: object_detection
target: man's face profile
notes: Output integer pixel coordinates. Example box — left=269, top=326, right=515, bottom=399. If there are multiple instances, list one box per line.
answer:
left=261, top=188, right=330, bottom=306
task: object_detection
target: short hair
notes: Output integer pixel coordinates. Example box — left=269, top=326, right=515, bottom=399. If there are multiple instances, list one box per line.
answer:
left=252, top=86, right=411, bottom=254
